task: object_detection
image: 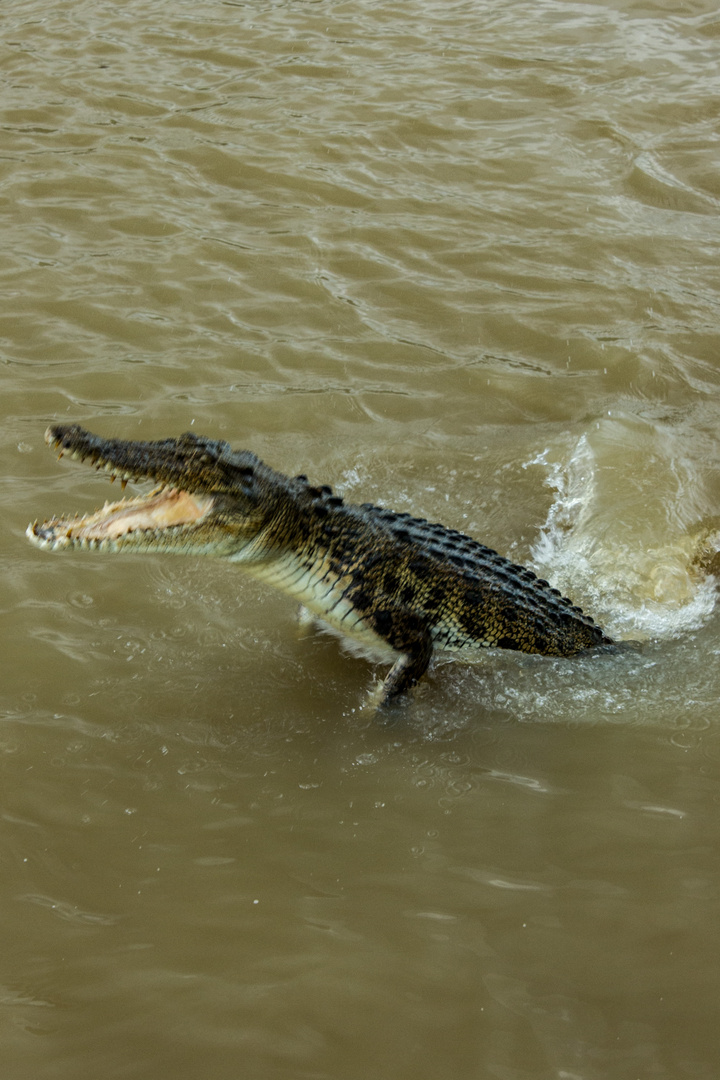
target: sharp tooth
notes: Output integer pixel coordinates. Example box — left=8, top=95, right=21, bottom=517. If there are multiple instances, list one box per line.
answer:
left=121, top=479, right=128, bottom=491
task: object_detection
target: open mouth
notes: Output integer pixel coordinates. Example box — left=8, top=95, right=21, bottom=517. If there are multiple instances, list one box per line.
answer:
left=27, top=486, right=215, bottom=551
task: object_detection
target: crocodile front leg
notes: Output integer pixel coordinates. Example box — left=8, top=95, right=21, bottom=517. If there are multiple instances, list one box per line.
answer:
left=369, top=607, right=433, bottom=706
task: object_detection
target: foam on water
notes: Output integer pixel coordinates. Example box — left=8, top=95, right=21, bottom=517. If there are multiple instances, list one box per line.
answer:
left=525, top=414, right=719, bottom=642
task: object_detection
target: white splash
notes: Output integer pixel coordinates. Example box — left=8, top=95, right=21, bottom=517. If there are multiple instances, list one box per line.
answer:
left=525, top=417, right=718, bottom=641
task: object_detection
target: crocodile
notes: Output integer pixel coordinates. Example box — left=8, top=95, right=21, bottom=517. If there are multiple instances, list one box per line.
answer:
left=27, top=424, right=613, bottom=706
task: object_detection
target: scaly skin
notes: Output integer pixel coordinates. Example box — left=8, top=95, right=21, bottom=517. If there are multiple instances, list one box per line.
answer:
left=27, top=425, right=613, bottom=704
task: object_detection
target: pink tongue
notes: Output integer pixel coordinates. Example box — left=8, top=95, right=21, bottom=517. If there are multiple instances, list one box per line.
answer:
left=72, top=489, right=213, bottom=540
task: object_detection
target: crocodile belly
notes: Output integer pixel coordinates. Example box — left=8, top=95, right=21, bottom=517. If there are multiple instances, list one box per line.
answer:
left=250, top=552, right=401, bottom=662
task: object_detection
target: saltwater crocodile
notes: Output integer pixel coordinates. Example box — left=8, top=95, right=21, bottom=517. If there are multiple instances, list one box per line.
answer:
left=27, top=425, right=613, bottom=705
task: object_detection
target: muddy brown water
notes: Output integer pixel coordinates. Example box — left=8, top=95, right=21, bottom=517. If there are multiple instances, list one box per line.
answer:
left=3, top=2, right=720, bottom=1077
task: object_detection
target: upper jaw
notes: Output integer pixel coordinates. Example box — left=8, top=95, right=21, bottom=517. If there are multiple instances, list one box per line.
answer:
left=43, top=424, right=233, bottom=495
